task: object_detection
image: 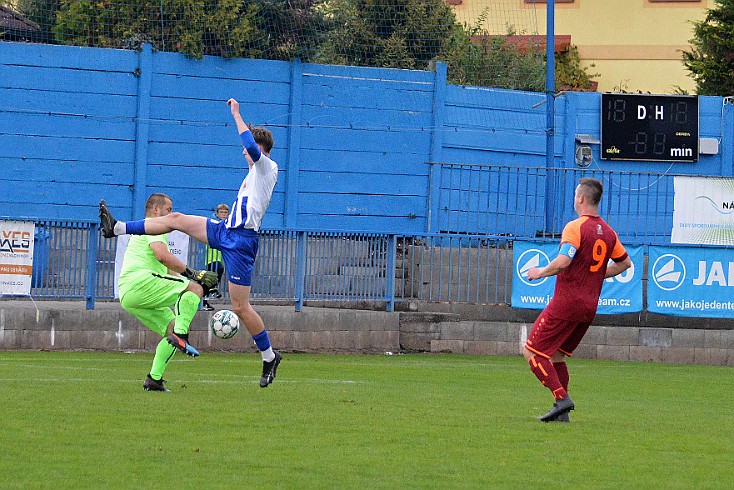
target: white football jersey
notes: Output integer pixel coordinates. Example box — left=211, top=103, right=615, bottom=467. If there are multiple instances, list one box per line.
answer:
left=225, top=153, right=278, bottom=232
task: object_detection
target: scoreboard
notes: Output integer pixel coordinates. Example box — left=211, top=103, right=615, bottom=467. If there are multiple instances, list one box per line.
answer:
left=601, top=94, right=699, bottom=162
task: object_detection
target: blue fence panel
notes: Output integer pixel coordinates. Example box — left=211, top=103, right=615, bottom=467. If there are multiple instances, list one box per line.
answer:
left=432, top=164, right=681, bottom=245
left=395, top=234, right=512, bottom=304
left=301, top=232, right=389, bottom=303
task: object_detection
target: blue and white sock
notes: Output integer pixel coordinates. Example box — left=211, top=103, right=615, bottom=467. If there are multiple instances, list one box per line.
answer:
left=253, top=330, right=275, bottom=362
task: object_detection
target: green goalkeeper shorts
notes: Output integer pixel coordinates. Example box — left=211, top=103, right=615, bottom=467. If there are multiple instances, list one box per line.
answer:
left=120, top=272, right=190, bottom=336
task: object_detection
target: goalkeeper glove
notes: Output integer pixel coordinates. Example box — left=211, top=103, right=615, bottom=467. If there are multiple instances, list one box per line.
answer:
left=182, top=267, right=219, bottom=296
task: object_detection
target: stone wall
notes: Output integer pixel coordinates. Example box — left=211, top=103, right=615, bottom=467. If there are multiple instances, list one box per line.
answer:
left=1, top=300, right=733, bottom=366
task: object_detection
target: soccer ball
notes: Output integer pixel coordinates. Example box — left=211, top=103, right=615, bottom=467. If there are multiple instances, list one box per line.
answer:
left=210, top=309, right=240, bottom=340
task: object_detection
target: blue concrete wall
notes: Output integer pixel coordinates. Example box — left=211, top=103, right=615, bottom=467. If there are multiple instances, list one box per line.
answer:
left=2, top=41, right=733, bottom=236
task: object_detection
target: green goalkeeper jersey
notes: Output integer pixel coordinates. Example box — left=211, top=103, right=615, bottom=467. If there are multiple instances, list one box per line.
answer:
left=118, top=233, right=169, bottom=291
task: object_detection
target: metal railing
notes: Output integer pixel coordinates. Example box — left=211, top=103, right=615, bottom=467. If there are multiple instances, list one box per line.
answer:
left=8, top=222, right=400, bottom=310
left=431, top=164, right=677, bottom=245
left=12, top=222, right=517, bottom=310
left=3, top=166, right=686, bottom=310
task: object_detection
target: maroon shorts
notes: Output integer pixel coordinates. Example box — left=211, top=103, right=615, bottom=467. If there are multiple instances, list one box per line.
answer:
left=524, top=309, right=590, bottom=359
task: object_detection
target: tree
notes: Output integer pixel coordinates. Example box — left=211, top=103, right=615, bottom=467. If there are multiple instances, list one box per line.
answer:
left=15, top=0, right=61, bottom=43
left=314, top=0, right=457, bottom=70
left=442, top=17, right=545, bottom=91
left=682, top=0, right=734, bottom=95
left=53, top=0, right=264, bottom=59
left=41, top=0, right=596, bottom=92
left=252, top=0, right=329, bottom=61
left=556, top=45, right=599, bottom=92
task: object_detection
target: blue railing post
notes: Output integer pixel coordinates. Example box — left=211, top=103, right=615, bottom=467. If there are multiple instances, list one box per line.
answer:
left=85, top=224, right=98, bottom=310
left=385, top=234, right=397, bottom=312
left=294, top=231, right=307, bottom=312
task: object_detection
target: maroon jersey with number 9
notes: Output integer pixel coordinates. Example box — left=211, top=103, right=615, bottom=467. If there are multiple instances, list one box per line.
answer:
left=546, top=215, right=628, bottom=323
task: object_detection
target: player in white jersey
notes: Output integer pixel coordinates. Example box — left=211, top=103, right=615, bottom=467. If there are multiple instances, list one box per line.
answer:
left=99, top=98, right=282, bottom=388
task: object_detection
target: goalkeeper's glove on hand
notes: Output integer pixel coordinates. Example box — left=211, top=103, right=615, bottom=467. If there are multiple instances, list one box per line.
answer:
left=183, top=267, right=219, bottom=296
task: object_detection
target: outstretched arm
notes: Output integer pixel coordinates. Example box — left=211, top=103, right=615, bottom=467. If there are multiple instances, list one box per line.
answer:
left=227, top=98, right=248, bottom=134
left=227, top=98, right=261, bottom=162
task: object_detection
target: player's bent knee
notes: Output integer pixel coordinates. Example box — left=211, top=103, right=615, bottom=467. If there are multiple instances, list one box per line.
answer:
left=166, top=212, right=185, bottom=226
left=231, top=304, right=249, bottom=319
left=522, top=347, right=535, bottom=362
left=550, top=352, right=566, bottom=363
left=186, top=281, right=204, bottom=298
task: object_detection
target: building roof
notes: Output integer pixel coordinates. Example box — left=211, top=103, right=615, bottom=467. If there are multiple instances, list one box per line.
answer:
left=0, top=5, right=41, bottom=39
left=471, top=34, right=572, bottom=54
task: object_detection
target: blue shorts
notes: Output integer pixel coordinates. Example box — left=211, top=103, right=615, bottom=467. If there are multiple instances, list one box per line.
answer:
left=206, top=219, right=258, bottom=286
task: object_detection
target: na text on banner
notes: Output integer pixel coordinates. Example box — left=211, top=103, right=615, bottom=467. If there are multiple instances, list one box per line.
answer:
left=672, top=176, right=734, bottom=245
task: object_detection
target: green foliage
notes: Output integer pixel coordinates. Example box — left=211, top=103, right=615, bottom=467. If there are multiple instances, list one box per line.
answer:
left=555, top=45, right=599, bottom=91
left=16, top=0, right=61, bottom=42
left=14, top=0, right=595, bottom=91
left=442, top=16, right=545, bottom=91
left=314, top=0, right=457, bottom=70
left=682, top=0, right=734, bottom=95
left=443, top=14, right=595, bottom=92
left=52, top=0, right=262, bottom=58
left=254, top=0, right=329, bottom=61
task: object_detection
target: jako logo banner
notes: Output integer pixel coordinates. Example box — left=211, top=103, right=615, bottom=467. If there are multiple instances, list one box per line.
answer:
left=511, top=240, right=643, bottom=314
left=648, top=246, right=734, bottom=318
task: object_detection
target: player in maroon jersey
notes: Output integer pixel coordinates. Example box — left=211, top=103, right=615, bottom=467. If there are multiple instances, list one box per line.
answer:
left=524, top=178, right=632, bottom=422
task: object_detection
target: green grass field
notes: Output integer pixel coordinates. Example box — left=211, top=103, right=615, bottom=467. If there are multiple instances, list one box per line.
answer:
left=1, top=351, right=732, bottom=489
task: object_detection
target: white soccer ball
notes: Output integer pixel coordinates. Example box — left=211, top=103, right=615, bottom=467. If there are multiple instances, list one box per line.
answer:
left=210, top=309, right=240, bottom=340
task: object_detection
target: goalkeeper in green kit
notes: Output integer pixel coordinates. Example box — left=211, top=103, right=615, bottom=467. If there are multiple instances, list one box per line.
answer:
left=117, top=193, right=218, bottom=392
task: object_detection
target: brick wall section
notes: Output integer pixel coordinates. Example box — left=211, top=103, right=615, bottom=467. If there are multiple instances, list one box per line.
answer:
left=1, top=301, right=733, bottom=365
left=422, top=318, right=734, bottom=366
left=0, top=301, right=400, bottom=355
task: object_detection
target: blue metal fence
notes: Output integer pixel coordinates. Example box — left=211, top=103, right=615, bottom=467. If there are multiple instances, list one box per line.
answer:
left=432, top=164, right=678, bottom=245
left=2, top=166, right=691, bottom=310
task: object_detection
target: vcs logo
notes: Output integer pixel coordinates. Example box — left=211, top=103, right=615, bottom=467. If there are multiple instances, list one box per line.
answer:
left=0, top=230, right=31, bottom=253
left=651, top=254, right=686, bottom=291
left=516, top=248, right=550, bottom=287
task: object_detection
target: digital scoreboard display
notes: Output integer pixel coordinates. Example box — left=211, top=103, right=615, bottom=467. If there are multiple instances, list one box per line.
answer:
left=600, top=94, right=699, bottom=162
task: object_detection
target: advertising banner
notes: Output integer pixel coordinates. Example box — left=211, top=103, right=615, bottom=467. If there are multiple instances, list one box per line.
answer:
left=648, top=246, right=734, bottom=318
left=0, top=220, right=35, bottom=295
left=511, top=240, right=643, bottom=314
left=672, top=176, right=734, bottom=245
left=113, top=230, right=190, bottom=298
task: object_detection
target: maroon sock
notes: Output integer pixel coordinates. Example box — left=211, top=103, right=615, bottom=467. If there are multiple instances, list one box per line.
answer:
left=529, top=356, right=567, bottom=400
left=553, top=361, right=569, bottom=392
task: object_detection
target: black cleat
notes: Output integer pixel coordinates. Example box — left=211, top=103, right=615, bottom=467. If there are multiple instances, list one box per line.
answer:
left=200, top=301, right=215, bottom=311
left=99, top=199, right=118, bottom=238
left=554, top=412, right=570, bottom=423
left=167, top=333, right=200, bottom=357
left=539, top=395, right=575, bottom=422
left=143, top=374, right=170, bottom=392
left=260, top=351, right=282, bottom=388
